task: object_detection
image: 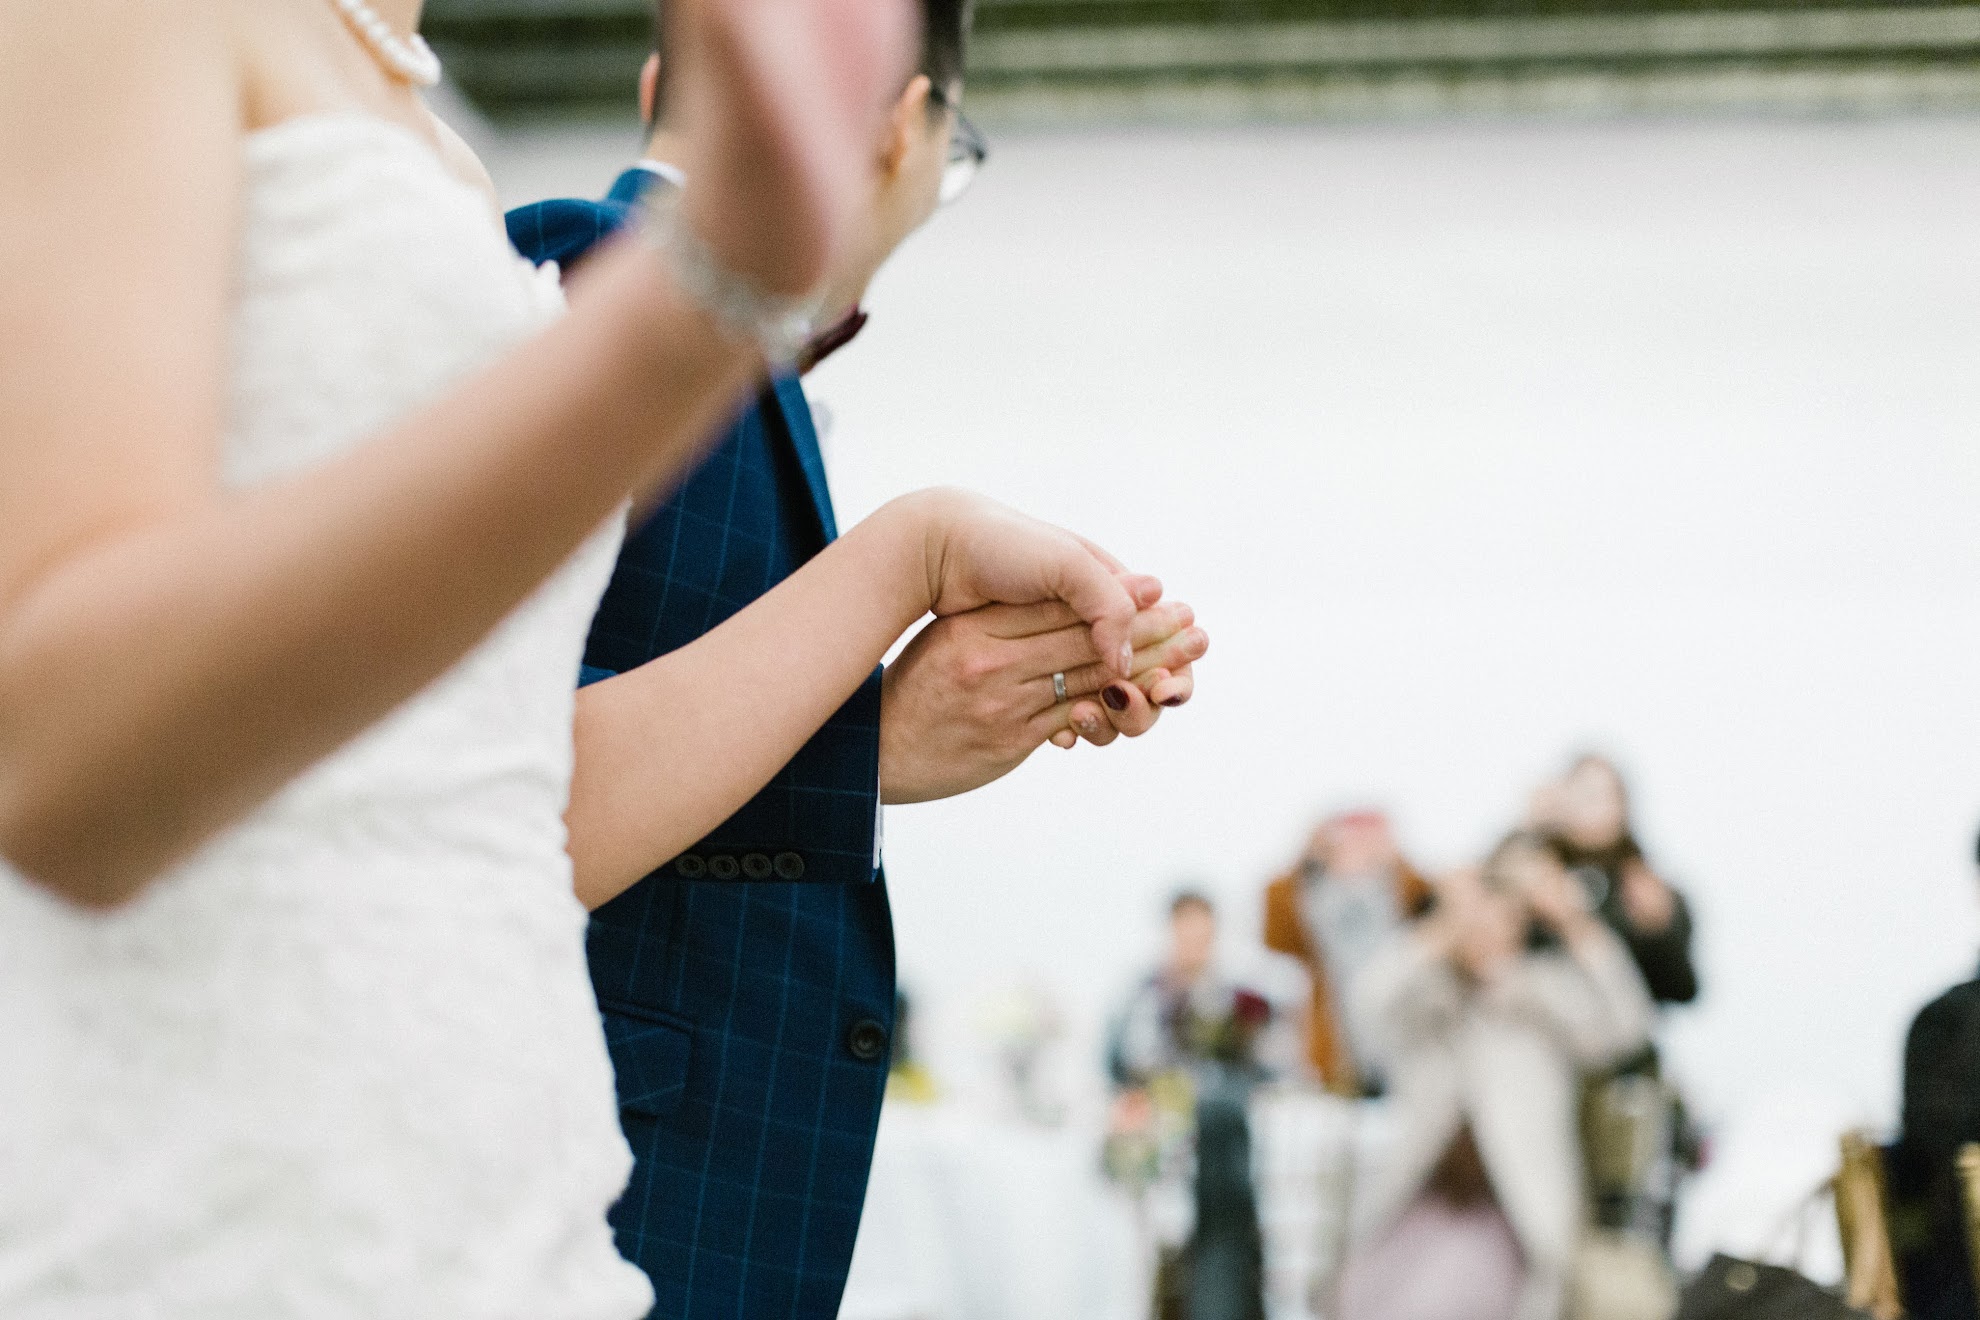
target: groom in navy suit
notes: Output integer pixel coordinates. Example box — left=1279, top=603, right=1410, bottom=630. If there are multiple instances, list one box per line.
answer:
left=507, top=3, right=1204, bottom=1315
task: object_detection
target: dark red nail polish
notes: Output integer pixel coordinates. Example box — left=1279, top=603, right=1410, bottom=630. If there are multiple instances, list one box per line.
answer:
left=1162, top=696, right=1186, bottom=708
left=1103, top=684, right=1130, bottom=712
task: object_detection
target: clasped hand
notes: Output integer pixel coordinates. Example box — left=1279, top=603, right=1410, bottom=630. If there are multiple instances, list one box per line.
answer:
left=877, top=490, right=1208, bottom=805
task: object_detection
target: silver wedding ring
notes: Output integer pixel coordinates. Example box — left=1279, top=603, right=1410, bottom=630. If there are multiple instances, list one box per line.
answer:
left=1052, top=672, right=1069, bottom=704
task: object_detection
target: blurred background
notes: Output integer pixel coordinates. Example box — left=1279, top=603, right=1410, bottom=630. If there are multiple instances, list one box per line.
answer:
left=436, top=3, right=1980, bottom=1317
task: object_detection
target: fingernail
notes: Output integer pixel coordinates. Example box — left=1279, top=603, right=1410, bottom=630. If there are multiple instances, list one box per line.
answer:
left=1119, top=643, right=1134, bottom=674
left=1162, top=696, right=1186, bottom=708
left=1103, top=685, right=1130, bottom=712
left=1078, top=715, right=1102, bottom=736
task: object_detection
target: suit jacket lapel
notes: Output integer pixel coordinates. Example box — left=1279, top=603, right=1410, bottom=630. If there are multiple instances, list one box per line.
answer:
left=770, top=374, right=838, bottom=544
left=612, top=166, right=839, bottom=545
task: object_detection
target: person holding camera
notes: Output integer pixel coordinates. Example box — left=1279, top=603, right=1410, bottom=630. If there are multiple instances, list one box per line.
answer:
left=1333, top=834, right=1654, bottom=1320
left=1533, top=754, right=1697, bottom=1006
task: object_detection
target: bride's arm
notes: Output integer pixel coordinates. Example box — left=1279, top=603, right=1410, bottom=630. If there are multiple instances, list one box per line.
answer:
left=567, top=502, right=928, bottom=910
left=0, top=0, right=912, bottom=905
left=565, top=490, right=1142, bottom=909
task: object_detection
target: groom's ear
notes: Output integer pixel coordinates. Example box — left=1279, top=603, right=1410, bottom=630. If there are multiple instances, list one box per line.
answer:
left=638, top=53, right=662, bottom=127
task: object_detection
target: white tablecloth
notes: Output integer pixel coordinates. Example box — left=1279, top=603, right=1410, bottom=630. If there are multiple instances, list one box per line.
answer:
left=841, top=1091, right=1395, bottom=1320
left=1249, top=1089, right=1397, bottom=1320
left=840, top=1103, right=1146, bottom=1320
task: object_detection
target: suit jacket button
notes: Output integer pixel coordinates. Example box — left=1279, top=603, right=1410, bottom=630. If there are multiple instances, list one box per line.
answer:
left=674, top=855, right=707, bottom=879
left=742, top=853, right=774, bottom=880
left=773, top=852, right=806, bottom=880
left=847, top=1019, right=890, bottom=1063
left=708, top=855, right=741, bottom=881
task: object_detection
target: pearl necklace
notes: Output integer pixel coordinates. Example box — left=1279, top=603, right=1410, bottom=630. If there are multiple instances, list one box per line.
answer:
left=330, top=0, right=443, bottom=88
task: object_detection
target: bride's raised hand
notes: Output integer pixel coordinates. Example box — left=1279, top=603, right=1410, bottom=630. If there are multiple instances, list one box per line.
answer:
left=668, top=0, right=918, bottom=298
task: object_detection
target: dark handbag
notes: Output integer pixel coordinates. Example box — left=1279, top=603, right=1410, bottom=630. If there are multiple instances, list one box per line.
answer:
left=1676, top=1254, right=1872, bottom=1320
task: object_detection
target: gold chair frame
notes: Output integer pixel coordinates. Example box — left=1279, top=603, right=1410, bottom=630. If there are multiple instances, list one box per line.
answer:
left=1957, top=1143, right=1980, bottom=1313
left=1836, top=1130, right=1903, bottom=1320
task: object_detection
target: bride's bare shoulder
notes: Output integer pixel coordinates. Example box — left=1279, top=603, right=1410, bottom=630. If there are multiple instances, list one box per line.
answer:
left=427, top=112, right=501, bottom=211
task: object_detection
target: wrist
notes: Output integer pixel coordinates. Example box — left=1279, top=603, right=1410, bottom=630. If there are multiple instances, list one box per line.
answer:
left=587, top=240, right=760, bottom=431
left=852, top=492, right=950, bottom=632
left=639, top=188, right=821, bottom=367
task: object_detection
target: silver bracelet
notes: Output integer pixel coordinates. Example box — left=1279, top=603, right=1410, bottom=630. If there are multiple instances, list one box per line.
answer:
left=639, top=188, right=820, bottom=368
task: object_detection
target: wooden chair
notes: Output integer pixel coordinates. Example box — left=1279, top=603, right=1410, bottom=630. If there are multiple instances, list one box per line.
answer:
left=1956, top=1143, right=1980, bottom=1310
left=1836, top=1129, right=1904, bottom=1320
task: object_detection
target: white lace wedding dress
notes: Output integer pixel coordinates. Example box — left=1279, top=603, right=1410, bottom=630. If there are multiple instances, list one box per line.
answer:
left=0, top=116, right=651, bottom=1319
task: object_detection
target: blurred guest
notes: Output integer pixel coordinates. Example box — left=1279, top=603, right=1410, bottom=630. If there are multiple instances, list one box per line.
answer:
left=1336, top=836, right=1654, bottom=1320
left=1533, top=754, right=1702, bottom=1250
left=1263, top=811, right=1432, bottom=1094
left=1887, top=825, right=1980, bottom=1320
left=1113, top=891, right=1275, bottom=1088
left=1535, top=754, right=1698, bottom=1005
left=1110, top=892, right=1272, bottom=1320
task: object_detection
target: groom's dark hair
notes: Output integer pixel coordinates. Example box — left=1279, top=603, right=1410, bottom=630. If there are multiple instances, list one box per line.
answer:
left=646, top=0, right=973, bottom=127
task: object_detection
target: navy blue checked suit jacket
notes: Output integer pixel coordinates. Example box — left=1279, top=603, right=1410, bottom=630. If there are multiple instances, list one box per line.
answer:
left=508, top=169, right=897, bottom=1320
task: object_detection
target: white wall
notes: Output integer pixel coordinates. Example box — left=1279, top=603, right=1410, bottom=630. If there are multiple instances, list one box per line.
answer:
left=489, top=113, right=1980, bottom=1138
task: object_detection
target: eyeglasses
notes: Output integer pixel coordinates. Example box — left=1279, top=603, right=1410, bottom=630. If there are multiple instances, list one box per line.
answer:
left=927, top=85, right=988, bottom=206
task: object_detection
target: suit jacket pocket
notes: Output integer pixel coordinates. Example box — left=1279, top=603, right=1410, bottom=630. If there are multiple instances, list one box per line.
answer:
left=600, top=1003, right=693, bottom=1120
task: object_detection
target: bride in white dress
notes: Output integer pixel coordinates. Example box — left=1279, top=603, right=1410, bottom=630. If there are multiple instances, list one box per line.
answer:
left=0, top=0, right=1151, bottom=1313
